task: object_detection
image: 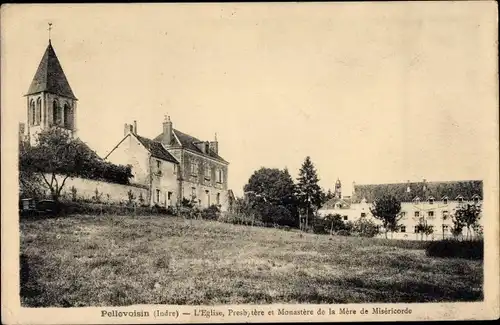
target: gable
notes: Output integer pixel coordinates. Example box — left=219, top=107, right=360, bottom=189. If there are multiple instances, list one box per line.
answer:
left=153, top=129, right=228, bottom=164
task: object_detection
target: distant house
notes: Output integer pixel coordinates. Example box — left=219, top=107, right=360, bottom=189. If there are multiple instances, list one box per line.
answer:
left=318, top=179, right=483, bottom=240
left=105, top=117, right=231, bottom=211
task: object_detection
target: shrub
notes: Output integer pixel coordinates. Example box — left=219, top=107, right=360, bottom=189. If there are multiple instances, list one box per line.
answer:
left=201, top=205, right=220, bottom=220
left=426, top=239, right=483, bottom=260
left=70, top=186, right=77, bottom=201
left=352, top=217, right=380, bottom=238
left=127, top=190, right=136, bottom=206
left=151, top=204, right=169, bottom=215
left=312, top=218, right=330, bottom=235
left=336, top=229, right=351, bottom=236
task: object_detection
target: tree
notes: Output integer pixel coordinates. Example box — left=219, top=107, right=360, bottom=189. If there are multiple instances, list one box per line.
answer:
left=369, top=195, right=402, bottom=238
left=323, top=213, right=346, bottom=233
left=321, top=189, right=335, bottom=205
left=352, top=217, right=380, bottom=238
left=296, top=156, right=324, bottom=231
left=453, top=203, right=482, bottom=240
left=243, top=167, right=298, bottom=227
left=19, top=127, right=132, bottom=203
left=19, top=136, right=44, bottom=199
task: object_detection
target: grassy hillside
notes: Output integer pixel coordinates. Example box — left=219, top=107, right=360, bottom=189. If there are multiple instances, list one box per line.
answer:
left=20, top=215, right=483, bottom=307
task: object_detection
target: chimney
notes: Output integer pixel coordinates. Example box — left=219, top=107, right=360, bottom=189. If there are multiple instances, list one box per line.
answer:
left=124, top=123, right=130, bottom=136
left=406, top=180, right=411, bottom=193
left=209, top=133, right=218, bottom=154
left=133, top=120, right=137, bottom=134
left=352, top=181, right=356, bottom=194
left=162, top=115, right=172, bottom=146
left=422, top=178, right=427, bottom=191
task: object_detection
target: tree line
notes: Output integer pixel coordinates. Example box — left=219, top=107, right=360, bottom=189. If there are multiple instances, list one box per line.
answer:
left=237, top=156, right=334, bottom=230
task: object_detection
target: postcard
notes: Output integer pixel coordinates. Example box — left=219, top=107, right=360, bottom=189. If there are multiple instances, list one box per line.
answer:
left=1, top=2, right=499, bottom=323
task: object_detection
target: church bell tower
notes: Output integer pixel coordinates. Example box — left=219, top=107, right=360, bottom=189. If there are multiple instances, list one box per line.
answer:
left=24, top=29, right=78, bottom=145
left=335, top=178, right=342, bottom=199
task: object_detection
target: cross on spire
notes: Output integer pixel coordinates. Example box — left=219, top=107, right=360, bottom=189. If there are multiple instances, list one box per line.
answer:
left=48, top=22, right=53, bottom=43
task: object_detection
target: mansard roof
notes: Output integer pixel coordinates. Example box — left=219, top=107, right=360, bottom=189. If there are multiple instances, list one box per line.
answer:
left=135, top=135, right=179, bottom=164
left=26, top=41, right=77, bottom=100
left=351, top=180, right=483, bottom=204
left=153, top=129, right=228, bottom=164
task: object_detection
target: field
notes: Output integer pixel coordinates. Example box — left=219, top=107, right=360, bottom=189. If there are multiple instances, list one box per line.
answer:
left=20, top=215, right=483, bottom=307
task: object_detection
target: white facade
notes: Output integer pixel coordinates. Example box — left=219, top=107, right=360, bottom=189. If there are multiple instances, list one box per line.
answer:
left=318, top=180, right=483, bottom=240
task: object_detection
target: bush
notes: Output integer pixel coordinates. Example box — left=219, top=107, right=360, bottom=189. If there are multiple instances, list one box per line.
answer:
left=426, top=239, right=483, bottom=260
left=336, top=229, right=351, bottom=236
left=219, top=212, right=259, bottom=226
left=201, top=205, right=220, bottom=220
left=312, top=218, right=330, bottom=235
left=352, top=217, right=380, bottom=238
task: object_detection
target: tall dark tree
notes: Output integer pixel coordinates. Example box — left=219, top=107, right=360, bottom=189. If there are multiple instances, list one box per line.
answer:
left=369, top=195, right=402, bottom=238
left=296, top=156, right=324, bottom=231
left=243, top=167, right=297, bottom=227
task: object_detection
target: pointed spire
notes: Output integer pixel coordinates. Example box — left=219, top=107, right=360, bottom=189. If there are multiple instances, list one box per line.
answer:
left=48, top=22, right=53, bottom=44
left=26, top=40, right=77, bottom=99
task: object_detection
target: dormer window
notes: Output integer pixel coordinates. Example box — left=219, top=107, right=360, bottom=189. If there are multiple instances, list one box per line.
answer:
left=413, top=197, right=421, bottom=204
left=442, top=196, right=449, bottom=205
left=472, top=195, right=480, bottom=204
left=428, top=197, right=435, bottom=205
left=456, top=196, right=464, bottom=203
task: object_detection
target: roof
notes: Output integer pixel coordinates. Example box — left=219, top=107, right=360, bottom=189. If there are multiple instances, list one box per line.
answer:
left=26, top=42, right=77, bottom=100
left=351, top=180, right=483, bottom=204
left=320, top=197, right=352, bottom=210
left=153, top=129, right=228, bottom=164
left=135, top=135, right=179, bottom=164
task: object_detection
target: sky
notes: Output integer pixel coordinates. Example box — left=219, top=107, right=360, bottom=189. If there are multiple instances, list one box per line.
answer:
left=2, top=3, right=498, bottom=197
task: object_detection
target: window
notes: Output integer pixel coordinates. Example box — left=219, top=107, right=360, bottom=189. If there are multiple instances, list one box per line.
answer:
left=414, top=226, right=419, bottom=233
left=428, top=211, right=434, bottom=217
left=63, top=103, right=71, bottom=128
left=473, top=196, right=480, bottom=204
left=205, top=190, right=210, bottom=207
left=173, top=164, right=177, bottom=174
left=191, top=161, right=198, bottom=176
left=204, top=165, right=211, bottom=180
left=343, top=215, right=348, bottom=221
left=191, top=187, right=196, bottom=199
left=400, top=226, right=406, bottom=233
left=360, top=212, right=366, bottom=218
left=429, top=197, right=434, bottom=204
left=457, top=196, right=464, bottom=203
left=155, top=189, right=161, bottom=203
left=216, top=193, right=220, bottom=205
left=442, top=224, right=449, bottom=232
left=414, top=211, right=420, bottom=217
left=156, top=160, right=162, bottom=169
left=400, top=211, right=406, bottom=218
left=217, top=169, right=224, bottom=183
left=442, top=210, right=449, bottom=219
left=443, top=197, right=449, bottom=204
left=36, top=98, right=42, bottom=125
left=29, top=100, right=36, bottom=125
left=52, top=100, right=60, bottom=125
left=167, top=192, right=173, bottom=207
